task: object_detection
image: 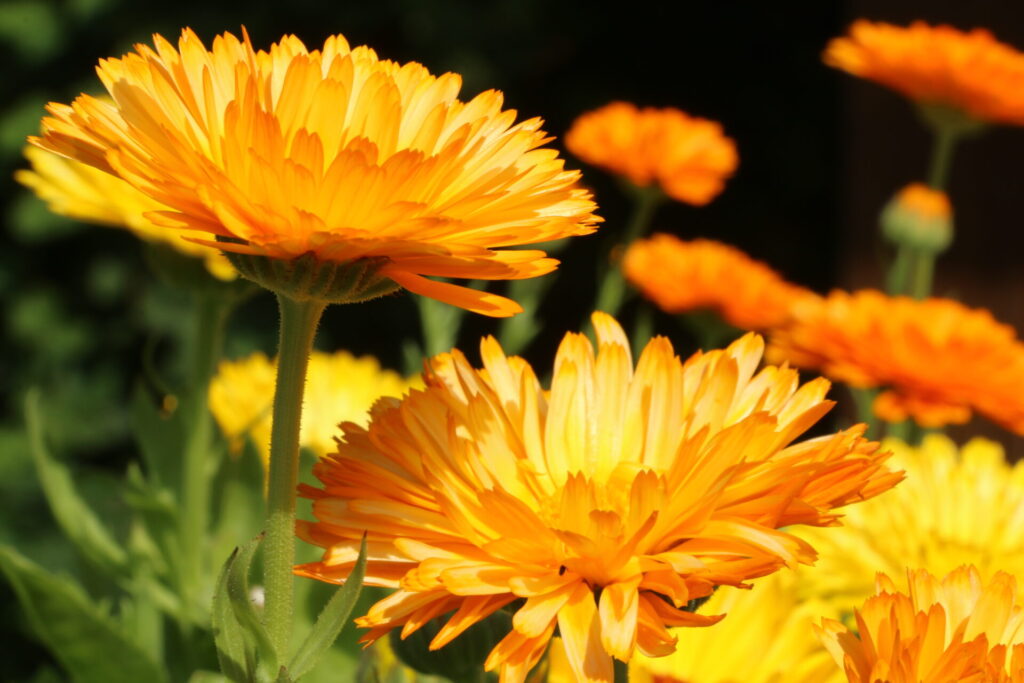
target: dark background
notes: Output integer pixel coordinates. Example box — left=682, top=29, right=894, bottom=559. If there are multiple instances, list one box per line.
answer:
left=2, top=1, right=1024, bottom=678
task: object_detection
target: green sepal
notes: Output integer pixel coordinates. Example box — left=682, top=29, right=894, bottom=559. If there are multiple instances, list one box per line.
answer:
left=212, top=533, right=278, bottom=683
left=288, top=536, right=367, bottom=680
left=225, top=250, right=399, bottom=304
left=24, top=389, right=128, bottom=577
left=390, top=606, right=511, bottom=681
left=0, top=545, right=169, bottom=683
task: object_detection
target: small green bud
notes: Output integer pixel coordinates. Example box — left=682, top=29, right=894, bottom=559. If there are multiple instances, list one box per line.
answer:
left=881, top=183, right=954, bottom=254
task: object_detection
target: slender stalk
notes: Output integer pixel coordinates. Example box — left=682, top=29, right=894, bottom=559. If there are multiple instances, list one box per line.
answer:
left=630, top=304, right=654, bottom=351
left=908, top=249, right=935, bottom=300
left=849, top=387, right=879, bottom=439
left=594, top=187, right=662, bottom=317
left=885, top=244, right=914, bottom=296
left=180, top=292, right=230, bottom=611
left=613, top=658, right=629, bottom=683
left=927, top=126, right=959, bottom=191
left=264, top=295, right=327, bottom=658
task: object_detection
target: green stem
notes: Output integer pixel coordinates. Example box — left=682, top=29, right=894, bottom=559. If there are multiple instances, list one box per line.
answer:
left=885, top=244, right=914, bottom=296
left=180, top=293, right=230, bottom=613
left=594, top=186, right=662, bottom=317
left=630, top=304, right=654, bottom=352
left=927, top=126, right=959, bottom=191
left=908, top=249, right=935, bottom=300
left=613, top=658, right=629, bottom=683
left=264, top=295, right=327, bottom=658
left=849, top=387, right=879, bottom=439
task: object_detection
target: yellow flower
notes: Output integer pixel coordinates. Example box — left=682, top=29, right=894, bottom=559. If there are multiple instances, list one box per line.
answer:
left=796, top=434, right=1024, bottom=610
left=296, top=313, right=900, bottom=682
left=623, top=572, right=841, bottom=683
left=565, top=102, right=737, bottom=205
left=623, top=234, right=816, bottom=331
left=16, top=145, right=235, bottom=280
left=817, top=566, right=1024, bottom=682
left=34, top=28, right=600, bottom=316
left=767, top=289, right=1024, bottom=432
left=209, top=349, right=420, bottom=464
left=825, top=20, right=1024, bottom=126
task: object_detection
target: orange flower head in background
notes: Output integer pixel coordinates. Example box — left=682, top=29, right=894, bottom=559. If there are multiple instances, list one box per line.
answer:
left=623, top=234, right=817, bottom=331
left=297, top=312, right=900, bottom=682
left=825, top=20, right=1024, bottom=126
left=817, top=566, right=1024, bottom=682
left=565, top=102, right=738, bottom=205
left=768, top=290, right=1024, bottom=434
left=16, top=145, right=235, bottom=280
left=33, top=28, right=601, bottom=316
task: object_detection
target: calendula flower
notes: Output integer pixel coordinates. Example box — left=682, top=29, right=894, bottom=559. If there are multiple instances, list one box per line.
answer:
left=626, top=572, right=842, bottom=683
left=817, top=566, right=1024, bottom=682
left=825, top=20, right=1024, bottom=127
left=767, top=289, right=1024, bottom=433
left=796, top=435, right=1024, bottom=611
left=33, top=28, right=599, bottom=316
left=622, top=234, right=816, bottom=330
left=565, top=102, right=737, bottom=205
left=297, top=313, right=899, bottom=682
left=209, top=349, right=420, bottom=463
left=16, top=145, right=235, bottom=279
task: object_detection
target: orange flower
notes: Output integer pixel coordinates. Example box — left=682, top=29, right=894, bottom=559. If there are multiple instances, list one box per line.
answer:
left=565, top=102, right=737, bottom=205
left=768, top=290, right=1024, bottom=432
left=33, top=29, right=600, bottom=316
left=297, top=313, right=899, bottom=682
left=817, top=566, right=1024, bottom=682
left=825, top=20, right=1024, bottom=126
left=622, top=234, right=816, bottom=330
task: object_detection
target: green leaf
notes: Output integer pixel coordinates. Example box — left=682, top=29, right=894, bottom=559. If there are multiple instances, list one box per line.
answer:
left=131, top=382, right=186, bottom=492
left=0, top=546, right=168, bottom=683
left=24, top=389, right=128, bottom=577
left=212, top=534, right=278, bottom=683
left=288, top=537, right=367, bottom=680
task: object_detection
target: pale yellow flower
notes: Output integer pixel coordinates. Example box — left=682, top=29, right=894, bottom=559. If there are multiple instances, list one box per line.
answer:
left=796, top=434, right=1024, bottom=609
left=209, top=349, right=421, bottom=463
left=16, top=145, right=235, bottom=280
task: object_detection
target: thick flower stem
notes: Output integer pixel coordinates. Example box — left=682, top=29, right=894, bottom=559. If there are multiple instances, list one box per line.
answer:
left=264, top=294, right=327, bottom=658
left=594, top=186, right=662, bottom=317
left=613, top=658, right=629, bottom=683
left=180, top=292, right=231, bottom=612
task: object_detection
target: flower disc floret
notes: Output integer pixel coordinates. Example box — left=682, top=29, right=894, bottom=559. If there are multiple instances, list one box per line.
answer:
left=34, top=28, right=600, bottom=315
left=297, top=313, right=899, bottom=682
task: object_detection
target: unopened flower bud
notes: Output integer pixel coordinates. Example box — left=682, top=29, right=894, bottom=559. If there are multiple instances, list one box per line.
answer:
left=881, top=183, right=953, bottom=253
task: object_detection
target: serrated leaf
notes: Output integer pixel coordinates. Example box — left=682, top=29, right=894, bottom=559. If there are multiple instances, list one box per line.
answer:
left=24, top=389, right=128, bottom=577
left=0, top=545, right=168, bottom=683
left=288, top=537, right=367, bottom=680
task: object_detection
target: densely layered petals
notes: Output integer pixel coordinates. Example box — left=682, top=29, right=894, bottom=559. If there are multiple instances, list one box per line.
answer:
left=565, top=102, right=737, bottom=205
left=623, top=234, right=816, bottom=331
left=209, top=350, right=420, bottom=463
left=16, top=145, right=234, bottom=279
left=825, top=20, right=1024, bottom=126
left=33, top=28, right=600, bottom=315
left=796, top=435, right=1024, bottom=610
left=817, top=567, right=1024, bottom=682
left=297, top=313, right=899, bottom=682
left=767, top=289, right=1024, bottom=433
